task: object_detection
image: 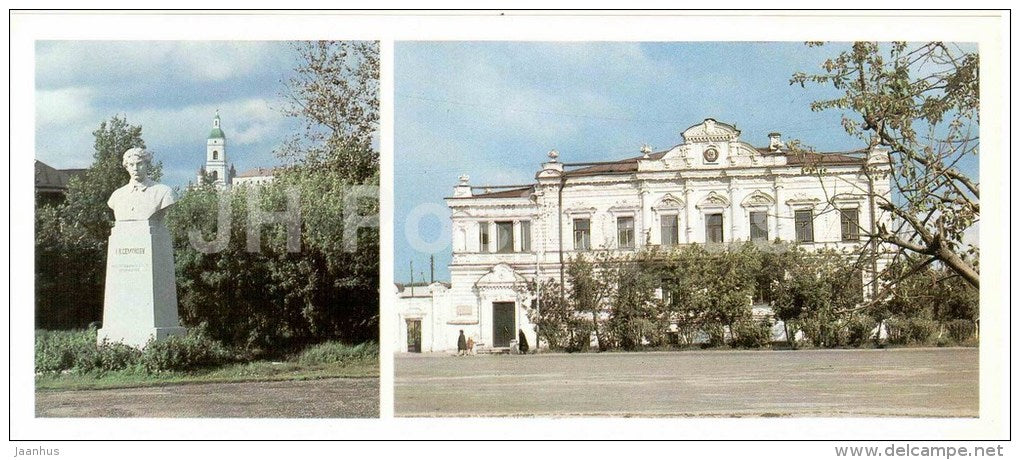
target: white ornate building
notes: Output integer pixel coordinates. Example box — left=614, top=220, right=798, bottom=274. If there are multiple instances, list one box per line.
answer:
left=395, top=118, right=893, bottom=353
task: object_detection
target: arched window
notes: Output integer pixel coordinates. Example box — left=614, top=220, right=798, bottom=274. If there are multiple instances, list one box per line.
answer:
left=211, top=170, right=218, bottom=180
left=212, top=151, right=218, bottom=160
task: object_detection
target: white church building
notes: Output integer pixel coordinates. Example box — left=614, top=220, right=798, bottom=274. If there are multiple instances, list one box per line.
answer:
left=394, top=118, right=893, bottom=353
left=194, top=111, right=280, bottom=189
left=195, top=111, right=237, bottom=189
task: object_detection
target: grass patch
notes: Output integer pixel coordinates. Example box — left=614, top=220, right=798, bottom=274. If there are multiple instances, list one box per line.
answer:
left=35, top=359, right=378, bottom=391
left=295, top=341, right=379, bottom=365
left=35, top=329, right=378, bottom=391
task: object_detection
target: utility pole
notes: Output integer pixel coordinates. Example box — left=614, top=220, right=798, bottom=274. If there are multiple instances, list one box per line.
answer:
left=409, top=260, right=414, bottom=296
left=430, top=254, right=435, bottom=284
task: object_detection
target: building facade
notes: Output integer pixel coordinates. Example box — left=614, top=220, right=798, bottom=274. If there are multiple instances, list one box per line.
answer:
left=395, top=118, right=893, bottom=353
left=232, top=167, right=280, bottom=187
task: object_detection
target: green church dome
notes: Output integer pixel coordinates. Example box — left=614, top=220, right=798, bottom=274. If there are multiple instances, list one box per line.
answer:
left=208, top=111, right=225, bottom=139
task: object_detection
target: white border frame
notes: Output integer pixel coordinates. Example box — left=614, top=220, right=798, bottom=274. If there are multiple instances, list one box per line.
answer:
left=8, top=10, right=1010, bottom=443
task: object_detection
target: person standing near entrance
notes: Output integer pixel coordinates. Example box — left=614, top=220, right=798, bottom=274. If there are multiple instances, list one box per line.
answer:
left=457, top=330, right=467, bottom=356
left=518, top=329, right=529, bottom=354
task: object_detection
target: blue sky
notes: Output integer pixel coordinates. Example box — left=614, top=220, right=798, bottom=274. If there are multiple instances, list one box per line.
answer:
left=35, top=41, right=304, bottom=187
left=394, top=41, right=978, bottom=283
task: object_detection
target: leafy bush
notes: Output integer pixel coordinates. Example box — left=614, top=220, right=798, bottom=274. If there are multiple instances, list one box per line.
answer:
left=945, top=319, right=976, bottom=343
left=36, top=329, right=95, bottom=373
left=35, top=329, right=142, bottom=375
left=294, top=341, right=378, bottom=365
left=140, top=328, right=233, bottom=373
left=78, top=341, right=142, bottom=374
left=702, top=323, right=726, bottom=348
left=904, top=318, right=938, bottom=345
left=845, top=315, right=878, bottom=348
left=730, top=319, right=772, bottom=349
left=886, top=317, right=938, bottom=345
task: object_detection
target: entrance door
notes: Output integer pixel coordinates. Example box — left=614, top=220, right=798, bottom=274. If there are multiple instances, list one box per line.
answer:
left=406, top=319, right=422, bottom=353
left=492, top=302, right=515, bottom=348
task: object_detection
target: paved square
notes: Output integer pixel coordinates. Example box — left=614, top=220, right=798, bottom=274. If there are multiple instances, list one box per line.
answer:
left=36, top=377, right=379, bottom=418
left=395, top=348, right=978, bottom=417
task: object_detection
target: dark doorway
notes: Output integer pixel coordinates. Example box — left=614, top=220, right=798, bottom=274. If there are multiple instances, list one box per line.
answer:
left=492, top=302, right=515, bottom=348
left=406, top=319, right=422, bottom=353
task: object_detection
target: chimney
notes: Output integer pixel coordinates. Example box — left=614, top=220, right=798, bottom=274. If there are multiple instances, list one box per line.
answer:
left=768, top=132, right=783, bottom=152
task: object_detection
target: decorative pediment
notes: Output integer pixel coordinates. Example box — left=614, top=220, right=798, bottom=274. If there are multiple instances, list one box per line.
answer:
left=682, top=118, right=741, bottom=143
left=785, top=193, right=821, bottom=208
left=831, top=193, right=866, bottom=207
left=475, top=263, right=527, bottom=288
left=608, top=204, right=640, bottom=216
left=564, top=207, right=597, bottom=217
left=740, top=190, right=775, bottom=208
left=731, top=142, right=759, bottom=156
left=652, top=193, right=685, bottom=210
left=696, top=191, right=730, bottom=209
left=401, top=307, right=426, bottom=320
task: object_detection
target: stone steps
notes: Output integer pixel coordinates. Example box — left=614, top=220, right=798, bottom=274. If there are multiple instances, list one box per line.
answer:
left=475, top=346, right=510, bottom=355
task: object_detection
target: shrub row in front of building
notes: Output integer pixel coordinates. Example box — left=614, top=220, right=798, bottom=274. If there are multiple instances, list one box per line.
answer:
left=526, top=242, right=977, bottom=352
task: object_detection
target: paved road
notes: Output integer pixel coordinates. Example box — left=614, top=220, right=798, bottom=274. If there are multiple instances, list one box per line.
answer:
left=395, top=348, right=978, bottom=417
left=36, top=377, right=379, bottom=418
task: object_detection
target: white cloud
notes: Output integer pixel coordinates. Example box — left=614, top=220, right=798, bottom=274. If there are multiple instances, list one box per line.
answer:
left=127, top=97, right=287, bottom=149
left=36, top=41, right=292, bottom=89
left=35, top=87, right=103, bottom=167
left=36, top=87, right=96, bottom=125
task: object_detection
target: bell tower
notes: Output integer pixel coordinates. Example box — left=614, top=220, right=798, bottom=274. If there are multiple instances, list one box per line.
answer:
left=204, top=110, right=231, bottom=188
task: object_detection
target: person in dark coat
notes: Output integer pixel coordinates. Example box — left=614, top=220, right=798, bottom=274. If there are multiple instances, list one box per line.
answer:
left=518, top=329, right=529, bottom=353
left=457, top=330, right=467, bottom=356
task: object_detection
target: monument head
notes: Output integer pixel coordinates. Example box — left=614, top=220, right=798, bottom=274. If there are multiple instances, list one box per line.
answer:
left=122, top=147, right=152, bottom=183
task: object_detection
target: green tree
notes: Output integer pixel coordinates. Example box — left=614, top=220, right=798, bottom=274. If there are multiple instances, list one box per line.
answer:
left=568, top=252, right=615, bottom=351
left=771, top=249, right=864, bottom=347
left=35, top=116, right=157, bottom=329
left=278, top=40, right=380, bottom=182
left=706, top=243, right=761, bottom=346
left=793, top=42, right=979, bottom=290
left=166, top=40, right=380, bottom=352
left=524, top=277, right=587, bottom=351
left=660, top=245, right=714, bottom=347
left=760, top=243, right=802, bottom=347
left=604, top=252, right=661, bottom=350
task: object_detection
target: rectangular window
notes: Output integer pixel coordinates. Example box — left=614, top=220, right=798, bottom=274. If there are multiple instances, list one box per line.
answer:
left=706, top=213, right=724, bottom=243
left=479, top=223, right=490, bottom=252
left=617, top=216, right=635, bottom=249
left=660, top=277, right=677, bottom=305
left=520, top=220, right=531, bottom=252
left=841, top=208, right=860, bottom=241
left=573, top=218, right=591, bottom=250
left=660, top=215, right=678, bottom=247
left=795, top=210, right=814, bottom=243
left=496, top=221, right=514, bottom=253
left=661, top=277, right=677, bottom=306
left=749, top=211, right=769, bottom=242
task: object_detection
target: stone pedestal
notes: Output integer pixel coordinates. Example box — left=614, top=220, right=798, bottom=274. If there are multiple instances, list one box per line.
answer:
left=98, top=220, right=185, bottom=348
